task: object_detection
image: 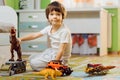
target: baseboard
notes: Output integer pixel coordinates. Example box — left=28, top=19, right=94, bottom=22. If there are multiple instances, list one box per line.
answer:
left=108, top=51, right=120, bottom=55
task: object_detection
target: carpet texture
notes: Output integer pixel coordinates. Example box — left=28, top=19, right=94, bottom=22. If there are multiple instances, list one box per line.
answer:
left=0, top=54, right=120, bottom=80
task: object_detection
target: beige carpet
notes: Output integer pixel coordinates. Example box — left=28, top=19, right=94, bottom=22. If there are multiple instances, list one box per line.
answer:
left=0, top=54, right=120, bottom=80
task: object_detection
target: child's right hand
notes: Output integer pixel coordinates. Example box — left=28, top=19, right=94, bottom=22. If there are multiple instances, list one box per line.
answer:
left=17, top=38, right=22, bottom=44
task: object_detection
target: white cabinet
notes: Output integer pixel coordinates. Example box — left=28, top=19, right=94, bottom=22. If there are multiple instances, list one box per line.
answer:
left=64, top=8, right=110, bottom=56
left=16, top=8, right=110, bottom=56
left=17, top=10, right=49, bottom=53
left=65, top=8, right=101, bottom=34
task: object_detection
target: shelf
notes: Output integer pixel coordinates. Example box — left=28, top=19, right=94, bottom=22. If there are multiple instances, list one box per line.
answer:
left=16, top=8, right=101, bottom=12
left=16, top=6, right=119, bottom=13
left=66, top=6, right=119, bottom=12
left=67, top=7, right=101, bottom=12
left=16, top=9, right=45, bottom=13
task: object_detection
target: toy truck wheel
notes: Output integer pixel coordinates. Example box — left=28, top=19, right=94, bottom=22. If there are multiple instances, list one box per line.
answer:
left=64, top=67, right=73, bottom=76
left=48, top=66, right=52, bottom=69
left=59, top=67, right=63, bottom=70
left=9, top=69, right=15, bottom=76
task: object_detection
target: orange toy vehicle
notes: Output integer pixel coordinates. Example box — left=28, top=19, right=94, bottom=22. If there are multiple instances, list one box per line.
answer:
left=47, top=60, right=73, bottom=76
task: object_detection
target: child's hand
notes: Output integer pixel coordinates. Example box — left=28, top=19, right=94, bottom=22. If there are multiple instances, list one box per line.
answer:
left=50, top=60, right=62, bottom=63
left=17, top=38, right=22, bottom=44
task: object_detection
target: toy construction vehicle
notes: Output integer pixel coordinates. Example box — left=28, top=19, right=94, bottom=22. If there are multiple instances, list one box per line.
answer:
left=47, top=60, right=73, bottom=76
left=85, top=63, right=115, bottom=75
left=6, top=60, right=26, bottom=76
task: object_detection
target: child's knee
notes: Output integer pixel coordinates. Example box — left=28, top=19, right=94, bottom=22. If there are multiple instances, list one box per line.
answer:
left=30, top=59, right=36, bottom=66
left=30, top=59, right=48, bottom=71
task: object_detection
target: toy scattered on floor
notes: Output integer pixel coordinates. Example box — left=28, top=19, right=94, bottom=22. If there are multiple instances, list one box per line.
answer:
left=9, top=27, right=22, bottom=61
left=6, top=27, right=26, bottom=76
left=47, top=60, right=73, bottom=76
left=6, top=60, right=26, bottom=76
left=85, top=63, right=115, bottom=75
left=33, top=68, right=62, bottom=80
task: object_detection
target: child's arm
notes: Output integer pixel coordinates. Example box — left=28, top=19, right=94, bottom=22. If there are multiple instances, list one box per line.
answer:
left=19, top=32, right=43, bottom=42
left=55, top=43, right=67, bottom=60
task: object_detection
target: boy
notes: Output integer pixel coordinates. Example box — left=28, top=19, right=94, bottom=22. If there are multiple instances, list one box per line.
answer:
left=19, top=1, right=72, bottom=71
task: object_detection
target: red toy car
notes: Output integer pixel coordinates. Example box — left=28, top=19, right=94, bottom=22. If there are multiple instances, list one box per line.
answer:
left=47, top=60, right=73, bottom=76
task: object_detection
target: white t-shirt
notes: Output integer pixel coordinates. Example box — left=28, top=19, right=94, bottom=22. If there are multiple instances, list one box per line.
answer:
left=40, top=24, right=72, bottom=59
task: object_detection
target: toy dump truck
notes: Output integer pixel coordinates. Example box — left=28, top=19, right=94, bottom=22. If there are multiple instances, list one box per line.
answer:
left=47, top=60, right=73, bottom=76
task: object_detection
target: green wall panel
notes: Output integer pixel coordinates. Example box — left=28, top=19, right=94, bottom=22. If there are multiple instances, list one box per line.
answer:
left=14, top=0, right=19, bottom=10
left=118, top=8, right=120, bottom=51
left=4, top=0, right=14, bottom=8
left=4, top=0, right=19, bottom=10
left=41, top=0, right=50, bottom=9
left=4, top=0, right=51, bottom=10
left=106, top=8, right=119, bottom=51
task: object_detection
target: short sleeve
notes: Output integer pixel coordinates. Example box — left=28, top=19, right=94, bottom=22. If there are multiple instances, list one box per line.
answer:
left=60, top=30, right=70, bottom=43
left=40, top=26, right=50, bottom=35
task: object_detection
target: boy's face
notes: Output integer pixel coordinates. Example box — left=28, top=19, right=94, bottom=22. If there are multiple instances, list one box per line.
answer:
left=48, top=10, right=63, bottom=26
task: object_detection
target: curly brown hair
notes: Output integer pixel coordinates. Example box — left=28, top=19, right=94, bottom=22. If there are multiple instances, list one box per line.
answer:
left=45, top=1, right=67, bottom=19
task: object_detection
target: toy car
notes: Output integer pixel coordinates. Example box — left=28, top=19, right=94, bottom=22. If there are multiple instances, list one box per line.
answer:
left=47, top=60, right=73, bottom=76
left=85, top=63, right=115, bottom=75
left=6, top=60, right=26, bottom=76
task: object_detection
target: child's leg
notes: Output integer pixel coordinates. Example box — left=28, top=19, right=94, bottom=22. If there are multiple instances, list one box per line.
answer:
left=30, top=58, right=48, bottom=71
left=29, top=48, right=57, bottom=71
left=29, top=53, right=41, bottom=60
